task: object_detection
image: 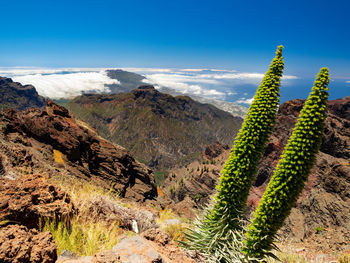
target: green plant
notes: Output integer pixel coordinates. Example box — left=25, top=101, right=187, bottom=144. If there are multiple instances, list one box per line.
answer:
left=243, top=68, right=330, bottom=260
left=154, top=171, right=166, bottom=186
left=182, top=46, right=285, bottom=262
left=208, top=45, right=284, bottom=228
left=315, top=225, right=324, bottom=234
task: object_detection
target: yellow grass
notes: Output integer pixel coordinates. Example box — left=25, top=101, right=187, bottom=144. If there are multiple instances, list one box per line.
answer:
left=43, top=175, right=123, bottom=256
left=156, top=207, right=177, bottom=224
left=53, top=149, right=65, bottom=164
left=42, top=217, right=120, bottom=256
left=339, top=253, right=350, bottom=263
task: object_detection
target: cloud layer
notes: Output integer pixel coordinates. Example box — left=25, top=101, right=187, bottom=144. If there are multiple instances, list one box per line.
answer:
left=0, top=67, right=298, bottom=104
left=0, top=68, right=119, bottom=99
left=124, top=68, right=297, bottom=103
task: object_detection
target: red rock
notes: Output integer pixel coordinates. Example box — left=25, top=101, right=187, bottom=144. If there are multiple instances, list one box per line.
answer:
left=0, top=174, right=75, bottom=229
left=0, top=224, right=57, bottom=263
left=0, top=100, right=157, bottom=202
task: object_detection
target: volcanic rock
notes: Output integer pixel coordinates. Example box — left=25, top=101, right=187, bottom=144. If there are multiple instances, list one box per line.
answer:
left=112, top=235, right=163, bottom=262
left=0, top=100, right=158, bottom=202
left=0, top=174, right=74, bottom=229
left=203, top=141, right=229, bottom=160
left=0, top=224, right=57, bottom=263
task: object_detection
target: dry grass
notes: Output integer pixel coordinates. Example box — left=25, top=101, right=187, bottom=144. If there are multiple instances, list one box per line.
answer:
left=156, top=207, right=177, bottom=224
left=267, top=253, right=308, bottom=263
left=156, top=207, right=188, bottom=242
left=42, top=217, right=120, bottom=256
left=163, top=223, right=187, bottom=242
left=339, top=253, right=350, bottom=263
left=50, top=173, right=118, bottom=205
left=44, top=175, right=123, bottom=256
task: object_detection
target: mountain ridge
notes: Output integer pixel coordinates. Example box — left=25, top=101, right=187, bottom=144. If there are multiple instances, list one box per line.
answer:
left=67, top=85, right=243, bottom=171
left=0, top=77, right=46, bottom=111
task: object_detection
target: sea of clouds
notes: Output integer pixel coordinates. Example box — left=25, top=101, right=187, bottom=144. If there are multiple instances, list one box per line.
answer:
left=0, top=68, right=119, bottom=99
left=124, top=68, right=297, bottom=104
left=0, top=67, right=298, bottom=104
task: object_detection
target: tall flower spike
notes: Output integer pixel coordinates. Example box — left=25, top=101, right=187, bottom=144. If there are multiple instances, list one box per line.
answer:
left=243, top=68, right=330, bottom=260
left=182, top=46, right=285, bottom=262
left=208, top=45, right=284, bottom=228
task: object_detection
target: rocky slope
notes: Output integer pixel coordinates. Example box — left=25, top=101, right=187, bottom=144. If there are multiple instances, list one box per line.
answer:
left=0, top=77, right=46, bottom=111
left=0, top=100, right=157, bottom=202
left=164, top=97, right=350, bottom=253
left=67, top=85, right=243, bottom=170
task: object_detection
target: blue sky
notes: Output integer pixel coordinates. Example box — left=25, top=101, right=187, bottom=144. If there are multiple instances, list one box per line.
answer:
left=0, top=0, right=349, bottom=102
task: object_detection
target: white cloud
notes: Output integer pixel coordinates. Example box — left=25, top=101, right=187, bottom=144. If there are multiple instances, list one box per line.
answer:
left=129, top=68, right=298, bottom=101
left=236, top=97, right=254, bottom=105
left=1, top=67, right=299, bottom=102
left=12, top=71, right=119, bottom=99
left=0, top=67, right=107, bottom=77
left=142, top=76, right=225, bottom=98
left=346, top=80, right=350, bottom=83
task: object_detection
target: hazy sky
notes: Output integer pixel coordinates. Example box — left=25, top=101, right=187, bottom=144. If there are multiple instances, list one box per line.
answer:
left=1, top=0, right=349, bottom=81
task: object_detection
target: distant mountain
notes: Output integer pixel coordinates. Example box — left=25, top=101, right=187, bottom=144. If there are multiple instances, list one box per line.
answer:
left=67, top=85, right=243, bottom=170
left=105, top=69, right=146, bottom=93
left=105, top=69, right=248, bottom=118
left=0, top=77, right=46, bottom=111
left=159, top=87, right=248, bottom=117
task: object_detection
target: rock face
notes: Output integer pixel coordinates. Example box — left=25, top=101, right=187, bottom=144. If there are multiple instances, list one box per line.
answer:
left=0, top=224, right=57, bottom=263
left=0, top=100, right=158, bottom=202
left=0, top=77, right=46, bottom=111
left=203, top=141, right=229, bottom=160
left=68, top=86, right=243, bottom=169
left=0, top=174, right=75, bottom=229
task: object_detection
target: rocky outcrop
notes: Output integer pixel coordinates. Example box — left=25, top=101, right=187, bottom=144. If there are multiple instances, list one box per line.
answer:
left=0, top=100, right=158, bottom=202
left=0, top=224, right=57, bottom=263
left=202, top=141, right=229, bottom=160
left=0, top=174, right=75, bottom=229
left=0, top=77, right=46, bottom=111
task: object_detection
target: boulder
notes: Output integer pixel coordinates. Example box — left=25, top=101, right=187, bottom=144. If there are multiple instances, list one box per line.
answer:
left=112, top=235, right=164, bottom=263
